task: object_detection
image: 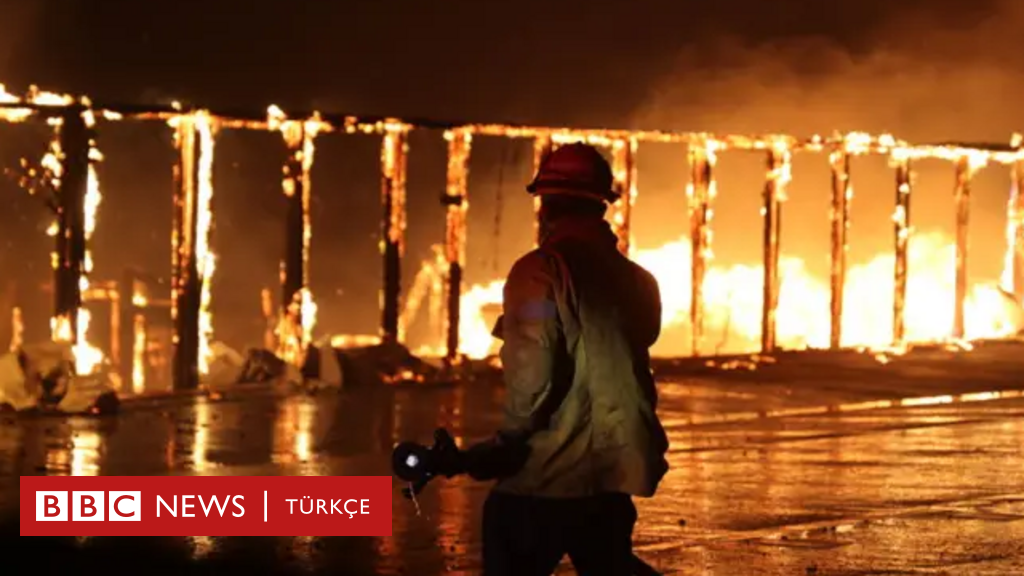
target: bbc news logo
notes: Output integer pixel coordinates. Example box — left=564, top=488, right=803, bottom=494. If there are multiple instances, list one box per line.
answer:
left=21, top=476, right=392, bottom=537
left=36, top=491, right=141, bottom=521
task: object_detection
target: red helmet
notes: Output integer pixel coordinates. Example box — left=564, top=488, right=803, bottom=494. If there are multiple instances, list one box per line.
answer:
left=526, top=143, right=618, bottom=203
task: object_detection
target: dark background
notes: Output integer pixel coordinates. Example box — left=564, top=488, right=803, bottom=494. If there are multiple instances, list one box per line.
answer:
left=1, top=0, right=1021, bottom=356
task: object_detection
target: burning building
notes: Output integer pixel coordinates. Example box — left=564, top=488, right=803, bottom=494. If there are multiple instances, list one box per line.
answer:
left=1, top=82, right=1023, bottom=397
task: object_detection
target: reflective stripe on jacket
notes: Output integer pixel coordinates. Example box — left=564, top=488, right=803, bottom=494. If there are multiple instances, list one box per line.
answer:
left=493, top=215, right=669, bottom=498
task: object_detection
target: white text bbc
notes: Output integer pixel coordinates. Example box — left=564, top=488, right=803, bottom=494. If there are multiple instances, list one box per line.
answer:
left=35, top=491, right=141, bottom=521
left=35, top=492, right=249, bottom=522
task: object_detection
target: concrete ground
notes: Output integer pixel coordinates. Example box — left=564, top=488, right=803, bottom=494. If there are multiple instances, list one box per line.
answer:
left=3, top=341, right=1024, bottom=575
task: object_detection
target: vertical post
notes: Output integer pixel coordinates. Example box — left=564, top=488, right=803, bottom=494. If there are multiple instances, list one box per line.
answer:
left=610, top=137, right=638, bottom=256
left=275, top=115, right=322, bottom=362
left=380, top=123, right=409, bottom=345
left=260, top=288, right=276, bottom=352
left=688, top=138, right=716, bottom=356
left=952, top=156, right=972, bottom=339
left=118, top=269, right=135, bottom=388
left=53, top=107, right=89, bottom=342
left=1011, top=157, right=1024, bottom=303
left=281, top=122, right=306, bottom=330
left=892, top=154, right=912, bottom=347
left=193, top=113, right=217, bottom=378
left=171, top=114, right=201, bottom=390
left=761, top=141, right=790, bottom=353
left=532, top=134, right=553, bottom=247
left=428, top=247, right=445, bottom=343
left=828, top=148, right=851, bottom=349
left=443, top=128, right=472, bottom=364
left=132, top=311, right=146, bottom=395
left=109, top=286, right=120, bottom=373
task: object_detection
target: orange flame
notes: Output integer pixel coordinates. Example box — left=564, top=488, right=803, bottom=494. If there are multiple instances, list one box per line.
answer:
left=439, top=231, right=1022, bottom=359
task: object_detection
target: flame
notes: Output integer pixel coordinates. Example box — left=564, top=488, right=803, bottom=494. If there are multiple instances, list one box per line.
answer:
left=329, top=334, right=382, bottom=348
left=194, top=112, right=217, bottom=375
left=609, top=137, right=638, bottom=255
left=50, top=312, right=103, bottom=375
left=30, top=104, right=107, bottom=375
left=300, top=289, right=317, bottom=347
left=43, top=119, right=64, bottom=275
left=0, top=83, right=74, bottom=122
left=129, top=280, right=149, bottom=393
left=269, top=106, right=330, bottom=363
left=42, top=108, right=106, bottom=376
left=72, top=112, right=105, bottom=375
left=401, top=245, right=447, bottom=338
left=421, top=228, right=1022, bottom=359
left=132, top=313, right=146, bottom=394
left=458, top=281, right=505, bottom=358
left=381, top=123, right=410, bottom=341
left=1002, top=150, right=1024, bottom=297
left=7, top=96, right=1024, bottom=366
left=399, top=247, right=505, bottom=359
left=275, top=288, right=318, bottom=365
left=169, top=111, right=219, bottom=376
left=9, top=307, right=23, bottom=351
left=408, top=131, right=1024, bottom=358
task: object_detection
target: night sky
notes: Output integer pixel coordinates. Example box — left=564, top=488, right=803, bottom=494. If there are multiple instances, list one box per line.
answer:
left=0, top=0, right=1021, bottom=353
left=0, top=0, right=1006, bottom=127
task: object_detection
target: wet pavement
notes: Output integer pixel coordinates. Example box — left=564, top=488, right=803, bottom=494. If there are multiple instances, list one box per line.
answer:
left=4, top=344, right=1024, bottom=575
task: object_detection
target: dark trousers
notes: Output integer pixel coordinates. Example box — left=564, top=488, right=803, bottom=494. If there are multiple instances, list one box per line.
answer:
left=482, top=490, right=637, bottom=576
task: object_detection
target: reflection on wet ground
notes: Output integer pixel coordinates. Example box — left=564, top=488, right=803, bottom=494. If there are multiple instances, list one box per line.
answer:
left=4, top=353, right=1024, bottom=574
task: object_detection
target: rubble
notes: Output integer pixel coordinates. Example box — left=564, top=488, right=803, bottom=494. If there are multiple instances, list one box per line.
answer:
left=328, top=338, right=443, bottom=387
left=0, top=341, right=118, bottom=414
left=0, top=335, right=449, bottom=413
left=199, top=337, right=441, bottom=391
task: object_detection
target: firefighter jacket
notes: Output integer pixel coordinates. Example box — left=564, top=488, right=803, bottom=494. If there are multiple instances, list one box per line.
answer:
left=492, top=214, right=669, bottom=498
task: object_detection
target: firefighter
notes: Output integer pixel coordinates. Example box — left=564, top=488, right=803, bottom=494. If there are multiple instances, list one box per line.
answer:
left=480, top=143, right=669, bottom=576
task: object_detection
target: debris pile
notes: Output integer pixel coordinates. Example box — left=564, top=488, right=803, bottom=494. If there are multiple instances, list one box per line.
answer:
left=199, top=337, right=443, bottom=391
left=0, top=341, right=118, bottom=414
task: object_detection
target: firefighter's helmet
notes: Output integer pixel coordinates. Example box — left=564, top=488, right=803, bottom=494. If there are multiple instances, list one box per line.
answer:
left=526, top=143, right=618, bottom=203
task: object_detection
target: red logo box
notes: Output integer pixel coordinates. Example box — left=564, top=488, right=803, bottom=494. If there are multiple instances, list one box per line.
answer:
left=21, top=476, right=393, bottom=536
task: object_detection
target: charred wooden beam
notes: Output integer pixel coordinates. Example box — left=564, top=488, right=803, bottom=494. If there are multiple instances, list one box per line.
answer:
left=688, top=140, right=714, bottom=356
left=278, top=122, right=311, bottom=363
left=281, top=124, right=306, bottom=318
left=171, top=115, right=202, bottom=390
left=5, top=99, right=1023, bottom=159
left=532, top=134, right=553, bottom=247
left=761, top=144, right=790, bottom=353
left=610, top=137, right=638, bottom=256
left=271, top=112, right=325, bottom=361
left=118, top=269, right=136, bottom=389
left=380, top=126, right=409, bottom=344
left=54, top=107, right=90, bottom=340
left=131, top=310, right=147, bottom=394
left=261, top=288, right=277, bottom=352
left=892, top=156, right=912, bottom=346
left=952, top=156, right=972, bottom=339
left=829, top=149, right=851, bottom=349
left=443, top=129, right=472, bottom=363
left=1012, top=158, right=1024, bottom=304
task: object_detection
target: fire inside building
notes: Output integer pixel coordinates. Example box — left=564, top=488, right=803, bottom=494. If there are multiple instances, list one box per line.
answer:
left=1, top=83, right=1023, bottom=401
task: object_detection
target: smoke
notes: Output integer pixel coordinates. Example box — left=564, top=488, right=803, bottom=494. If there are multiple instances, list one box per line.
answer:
left=613, top=0, right=1024, bottom=354
left=637, top=0, right=1024, bottom=142
left=0, top=1, right=44, bottom=81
